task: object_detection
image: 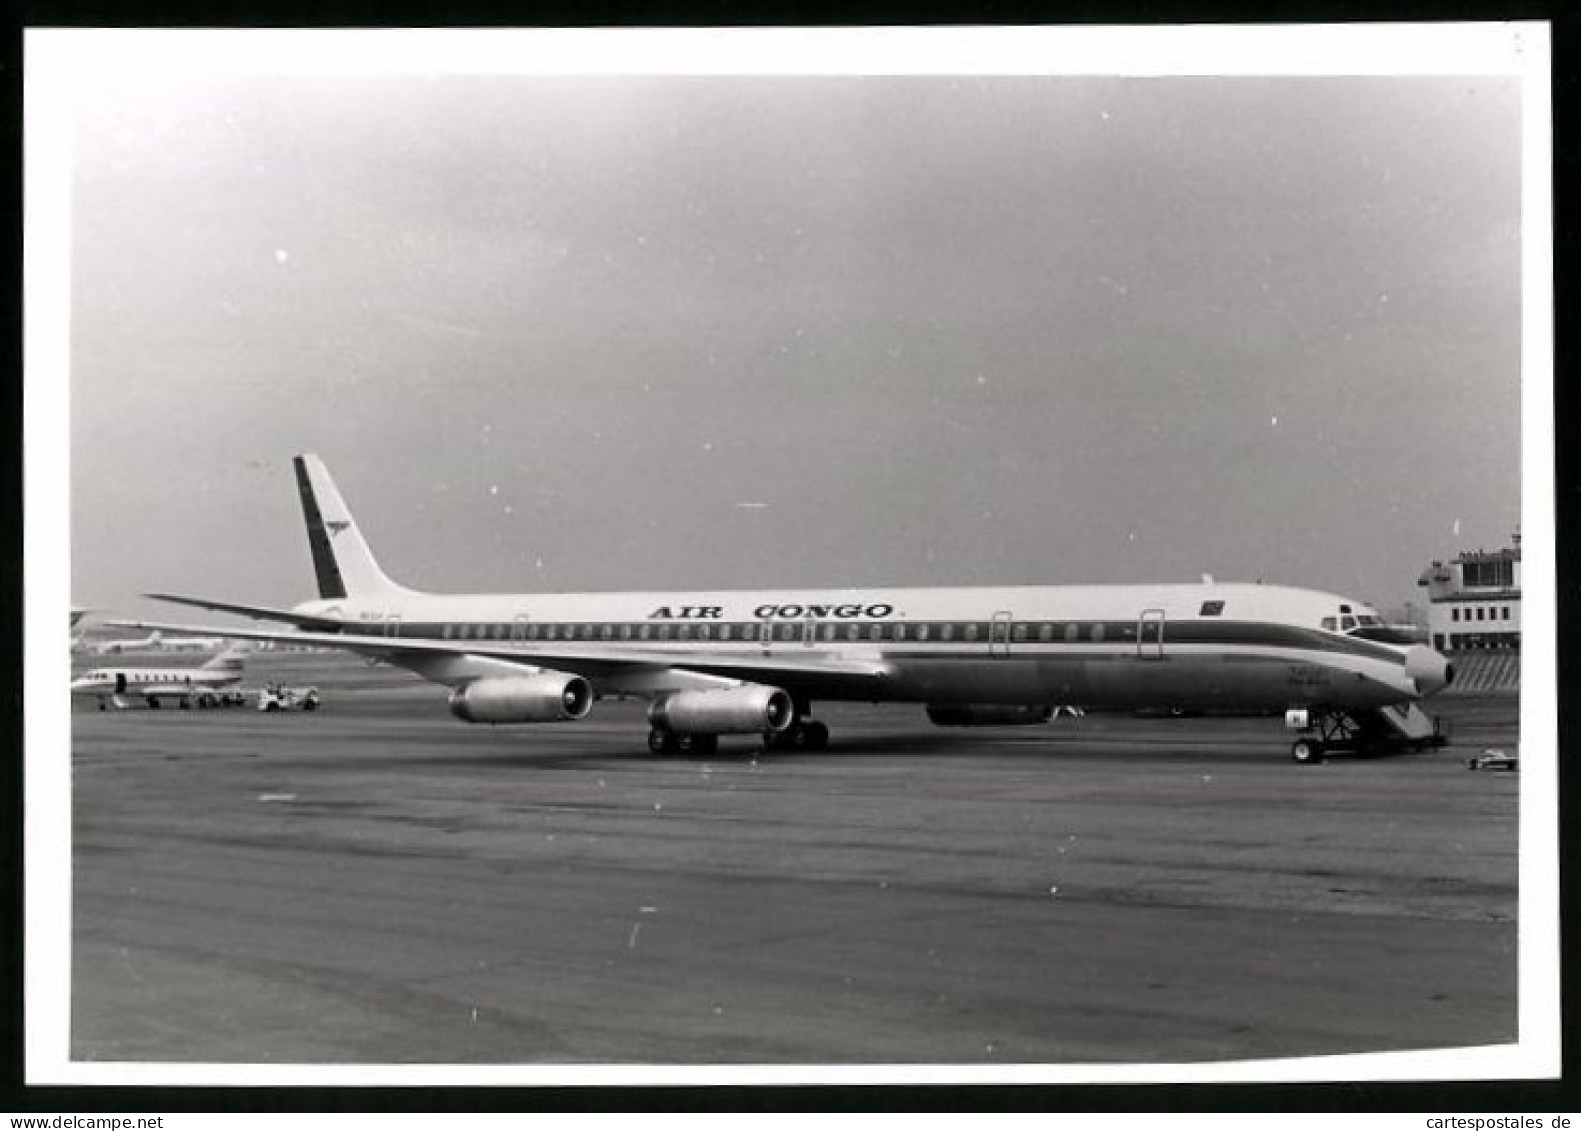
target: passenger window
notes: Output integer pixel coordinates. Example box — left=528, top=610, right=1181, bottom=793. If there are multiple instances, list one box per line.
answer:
left=1064, top=623, right=1078, bottom=642
left=619, top=624, right=632, bottom=640
left=1039, top=623, right=1053, bottom=642
left=677, top=624, right=691, bottom=640
left=821, top=624, right=836, bottom=641
left=639, top=624, right=651, bottom=640
left=1012, top=623, right=1028, bottom=642
left=847, top=624, right=860, bottom=641
left=779, top=623, right=797, bottom=641
left=1091, top=623, right=1105, bottom=643
left=443, top=623, right=453, bottom=639
left=894, top=624, right=907, bottom=641
left=939, top=624, right=954, bottom=641
left=698, top=624, right=711, bottom=640
left=601, top=624, right=613, bottom=640
left=719, top=624, right=733, bottom=641
left=964, top=623, right=979, bottom=642
left=917, top=624, right=930, bottom=641
left=657, top=625, right=671, bottom=640
left=870, top=624, right=885, bottom=641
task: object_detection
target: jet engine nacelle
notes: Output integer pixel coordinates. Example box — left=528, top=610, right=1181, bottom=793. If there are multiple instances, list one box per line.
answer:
left=648, top=685, right=794, bottom=735
left=448, top=673, right=594, bottom=724
left=926, top=704, right=1055, bottom=727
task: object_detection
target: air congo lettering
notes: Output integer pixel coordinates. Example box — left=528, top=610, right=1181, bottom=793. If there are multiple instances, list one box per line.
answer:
left=647, top=606, right=724, bottom=619
left=646, top=602, right=896, bottom=620
left=753, top=603, right=894, bottom=620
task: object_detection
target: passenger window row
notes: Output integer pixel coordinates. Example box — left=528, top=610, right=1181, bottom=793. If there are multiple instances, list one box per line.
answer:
left=426, top=620, right=1146, bottom=644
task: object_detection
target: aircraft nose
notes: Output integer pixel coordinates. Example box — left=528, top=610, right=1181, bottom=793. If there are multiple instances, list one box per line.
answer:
left=1404, top=645, right=1454, bottom=697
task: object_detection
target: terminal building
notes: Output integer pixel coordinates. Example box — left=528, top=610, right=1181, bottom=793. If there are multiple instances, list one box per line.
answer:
left=1416, top=534, right=1521, bottom=653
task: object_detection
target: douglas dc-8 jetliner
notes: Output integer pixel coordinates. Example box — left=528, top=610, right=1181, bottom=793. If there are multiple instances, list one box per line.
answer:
left=113, top=455, right=1454, bottom=763
left=71, top=647, right=246, bottom=710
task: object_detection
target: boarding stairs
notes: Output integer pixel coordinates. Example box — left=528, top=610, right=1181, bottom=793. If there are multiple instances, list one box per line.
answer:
left=1373, top=702, right=1446, bottom=748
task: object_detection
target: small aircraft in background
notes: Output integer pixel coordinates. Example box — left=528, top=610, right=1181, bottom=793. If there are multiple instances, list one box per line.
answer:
left=71, top=646, right=248, bottom=710
left=89, top=629, right=227, bottom=655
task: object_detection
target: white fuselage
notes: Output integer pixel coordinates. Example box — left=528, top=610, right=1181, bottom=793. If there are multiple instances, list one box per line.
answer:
left=289, top=580, right=1446, bottom=711
left=71, top=662, right=242, bottom=708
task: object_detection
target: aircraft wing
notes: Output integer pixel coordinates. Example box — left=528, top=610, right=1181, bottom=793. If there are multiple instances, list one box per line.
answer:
left=142, top=593, right=347, bottom=630
left=104, top=618, right=896, bottom=694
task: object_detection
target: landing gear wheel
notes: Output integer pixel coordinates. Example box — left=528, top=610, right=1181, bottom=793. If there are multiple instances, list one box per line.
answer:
left=1291, top=738, right=1325, bottom=765
left=676, top=733, right=719, bottom=756
left=648, top=727, right=679, bottom=755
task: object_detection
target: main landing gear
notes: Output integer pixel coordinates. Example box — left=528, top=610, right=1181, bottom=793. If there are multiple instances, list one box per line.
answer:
left=762, top=719, right=830, bottom=752
left=645, top=717, right=831, bottom=756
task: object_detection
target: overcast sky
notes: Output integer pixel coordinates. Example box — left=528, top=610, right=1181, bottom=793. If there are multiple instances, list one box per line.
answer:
left=59, top=38, right=1526, bottom=619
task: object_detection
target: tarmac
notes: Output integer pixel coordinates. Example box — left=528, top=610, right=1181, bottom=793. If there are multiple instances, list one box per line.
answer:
left=69, top=653, right=1520, bottom=1069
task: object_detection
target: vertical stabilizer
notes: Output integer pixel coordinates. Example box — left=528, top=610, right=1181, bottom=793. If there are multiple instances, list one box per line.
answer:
left=293, top=454, right=412, bottom=599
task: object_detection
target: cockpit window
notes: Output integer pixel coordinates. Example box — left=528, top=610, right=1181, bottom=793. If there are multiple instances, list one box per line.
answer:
left=1199, top=600, right=1225, bottom=616
left=1340, top=615, right=1357, bottom=631
left=1355, top=614, right=1381, bottom=627
left=1321, top=616, right=1337, bottom=631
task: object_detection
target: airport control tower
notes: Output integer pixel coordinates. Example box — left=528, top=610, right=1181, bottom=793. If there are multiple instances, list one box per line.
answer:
left=1417, top=530, right=1522, bottom=654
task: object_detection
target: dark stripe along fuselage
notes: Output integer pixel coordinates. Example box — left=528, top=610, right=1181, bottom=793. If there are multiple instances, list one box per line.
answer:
left=317, top=613, right=1414, bottom=710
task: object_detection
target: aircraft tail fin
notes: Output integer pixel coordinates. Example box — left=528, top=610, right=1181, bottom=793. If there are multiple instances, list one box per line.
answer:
left=293, top=454, right=414, bottom=600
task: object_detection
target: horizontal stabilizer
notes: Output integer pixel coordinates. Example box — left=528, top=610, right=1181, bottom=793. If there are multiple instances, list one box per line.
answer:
left=144, top=593, right=345, bottom=630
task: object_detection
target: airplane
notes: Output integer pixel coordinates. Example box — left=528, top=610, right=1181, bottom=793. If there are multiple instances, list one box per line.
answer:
left=71, top=646, right=247, bottom=710
left=70, top=606, right=92, bottom=650
left=89, top=629, right=227, bottom=655
left=110, top=454, right=1455, bottom=763
left=89, top=629, right=165, bottom=655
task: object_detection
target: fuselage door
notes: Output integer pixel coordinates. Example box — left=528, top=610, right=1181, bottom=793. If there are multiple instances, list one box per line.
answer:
left=990, top=611, right=1013, bottom=657
left=759, top=617, right=774, bottom=653
left=1138, top=608, right=1166, bottom=659
left=511, top=613, right=529, bottom=643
